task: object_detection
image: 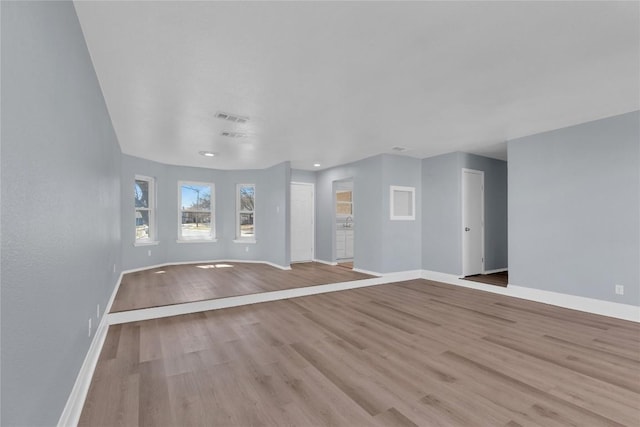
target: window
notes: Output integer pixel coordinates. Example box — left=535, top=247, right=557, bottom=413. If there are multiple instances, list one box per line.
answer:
left=390, top=185, right=416, bottom=220
left=135, top=176, right=156, bottom=243
left=179, top=182, right=214, bottom=241
left=236, top=184, right=255, bottom=240
left=336, top=190, right=353, bottom=216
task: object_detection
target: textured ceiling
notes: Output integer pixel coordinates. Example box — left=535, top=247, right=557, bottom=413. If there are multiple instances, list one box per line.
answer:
left=74, top=1, right=639, bottom=170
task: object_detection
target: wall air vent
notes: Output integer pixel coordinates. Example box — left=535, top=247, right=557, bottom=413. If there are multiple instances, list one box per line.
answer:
left=221, top=131, right=248, bottom=138
left=215, top=111, right=250, bottom=123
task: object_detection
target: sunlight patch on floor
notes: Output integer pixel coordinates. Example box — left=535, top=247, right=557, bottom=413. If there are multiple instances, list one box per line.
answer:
left=196, top=264, right=234, bottom=269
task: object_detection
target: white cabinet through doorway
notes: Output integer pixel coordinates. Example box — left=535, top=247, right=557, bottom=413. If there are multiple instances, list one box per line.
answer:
left=336, top=229, right=354, bottom=259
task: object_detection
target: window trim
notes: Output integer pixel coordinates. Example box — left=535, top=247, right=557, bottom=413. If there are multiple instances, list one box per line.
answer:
left=178, top=180, right=216, bottom=242
left=134, top=175, right=157, bottom=245
left=335, top=189, right=353, bottom=218
left=235, top=183, right=256, bottom=242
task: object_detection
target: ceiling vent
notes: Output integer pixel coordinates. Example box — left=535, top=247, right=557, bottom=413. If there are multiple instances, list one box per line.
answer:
left=215, top=111, right=250, bottom=123
left=221, top=131, right=248, bottom=138
left=392, top=146, right=408, bottom=152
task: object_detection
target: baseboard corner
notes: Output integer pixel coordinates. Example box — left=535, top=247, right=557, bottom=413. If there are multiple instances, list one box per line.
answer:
left=313, top=258, right=338, bottom=266
left=483, top=267, right=508, bottom=275
left=57, top=316, right=109, bottom=427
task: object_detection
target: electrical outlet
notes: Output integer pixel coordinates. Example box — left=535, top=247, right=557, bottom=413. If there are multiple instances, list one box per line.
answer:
left=615, top=284, right=624, bottom=295
left=245, top=246, right=249, bottom=252
left=97, top=304, right=100, bottom=319
left=88, top=318, right=92, bottom=337
left=113, top=263, right=116, bottom=273
left=148, top=249, right=151, bottom=256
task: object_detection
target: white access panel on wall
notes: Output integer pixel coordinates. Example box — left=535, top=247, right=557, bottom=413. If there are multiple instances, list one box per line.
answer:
left=290, top=182, right=314, bottom=262
left=462, top=169, right=484, bottom=276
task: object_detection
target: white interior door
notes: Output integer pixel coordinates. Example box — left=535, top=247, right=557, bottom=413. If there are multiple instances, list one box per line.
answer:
left=290, top=183, right=314, bottom=262
left=462, top=169, right=484, bottom=276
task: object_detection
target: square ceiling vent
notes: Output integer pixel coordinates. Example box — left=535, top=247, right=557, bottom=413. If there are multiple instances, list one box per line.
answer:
left=221, top=131, right=248, bottom=138
left=215, top=111, right=249, bottom=123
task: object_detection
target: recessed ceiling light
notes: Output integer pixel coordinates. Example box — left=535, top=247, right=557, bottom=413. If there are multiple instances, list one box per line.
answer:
left=313, top=163, right=321, bottom=168
left=199, top=151, right=216, bottom=157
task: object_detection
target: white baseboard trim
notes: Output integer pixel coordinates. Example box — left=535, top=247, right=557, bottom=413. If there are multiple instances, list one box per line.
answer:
left=235, top=259, right=291, bottom=271
left=312, top=258, right=338, bottom=266
left=352, top=267, right=381, bottom=276
left=421, top=269, right=640, bottom=323
left=122, top=259, right=291, bottom=275
left=58, top=271, right=124, bottom=427
left=122, top=262, right=169, bottom=274
left=108, top=269, right=423, bottom=325
left=483, top=267, right=508, bottom=275
left=507, top=284, right=640, bottom=323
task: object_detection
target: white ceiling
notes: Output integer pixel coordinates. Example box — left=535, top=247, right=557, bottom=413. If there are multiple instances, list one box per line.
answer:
left=74, top=1, right=639, bottom=170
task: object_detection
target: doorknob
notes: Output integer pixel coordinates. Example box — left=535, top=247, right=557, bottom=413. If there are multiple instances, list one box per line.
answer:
left=465, top=227, right=470, bottom=231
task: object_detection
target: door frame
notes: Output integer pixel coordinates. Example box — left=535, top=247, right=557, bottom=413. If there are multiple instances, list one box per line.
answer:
left=290, top=182, right=315, bottom=262
left=333, top=178, right=354, bottom=262
left=461, top=168, right=485, bottom=276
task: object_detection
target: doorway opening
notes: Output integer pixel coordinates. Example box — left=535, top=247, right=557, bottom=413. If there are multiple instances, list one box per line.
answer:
left=334, top=179, right=354, bottom=269
left=463, top=271, right=508, bottom=287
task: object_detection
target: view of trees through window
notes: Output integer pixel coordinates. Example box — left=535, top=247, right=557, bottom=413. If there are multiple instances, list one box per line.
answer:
left=239, top=184, right=255, bottom=238
left=180, top=183, right=213, bottom=240
left=135, top=178, right=152, bottom=240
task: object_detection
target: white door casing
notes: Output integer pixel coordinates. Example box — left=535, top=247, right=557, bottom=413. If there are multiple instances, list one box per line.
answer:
left=462, top=169, right=484, bottom=276
left=290, top=183, right=314, bottom=262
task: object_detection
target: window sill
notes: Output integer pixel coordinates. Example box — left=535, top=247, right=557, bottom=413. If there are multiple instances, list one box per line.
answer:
left=134, top=240, right=159, bottom=247
left=176, top=239, right=218, bottom=244
left=233, top=239, right=257, bottom=244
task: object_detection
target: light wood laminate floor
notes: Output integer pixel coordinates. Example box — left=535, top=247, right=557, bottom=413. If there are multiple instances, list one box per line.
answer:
left=83, top=279, right=640, bottom=426
left=111, top=262, right=374, bottom=312
left=463, top=271, right=509, bottom=287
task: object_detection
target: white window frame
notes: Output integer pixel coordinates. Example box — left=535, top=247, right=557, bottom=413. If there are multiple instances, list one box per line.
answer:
left=234, top=183, right=256, bottom=242
left=178, top=181, right=216, bottom=242
left=134, top=175, right=158, bottom=246
left=335, top=190, right=353, bottom=218
left=390, top=185, right=416, bottom=220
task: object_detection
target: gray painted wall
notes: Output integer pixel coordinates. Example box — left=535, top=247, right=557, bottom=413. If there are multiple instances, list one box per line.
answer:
left=422, top=152, right=463, bottom=274
left=315, top=154, right=422, bottom=273
left=349, top=156, right=384, bottom=273
left=1, top=2, right=122, bottom=425
left=508, top=111, right=639, bottom=306
left=380, top=155, right=422, bottom=272
left=121, top=154, right=290, bottom=271
left=421, top=152, right=508, bottom=274
left=291, top=169, right=317, bottom=184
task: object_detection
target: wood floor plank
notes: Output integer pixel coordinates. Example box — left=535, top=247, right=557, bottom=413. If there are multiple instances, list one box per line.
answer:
left=82, top=278, right=640, bottom=426
left=290, top=340, right=391, bottom=416
left=441, top=350, right=627, bottom=426
left=111, top=261, right=375, bottom=312
left=463, top=271, right=509, bottom=287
